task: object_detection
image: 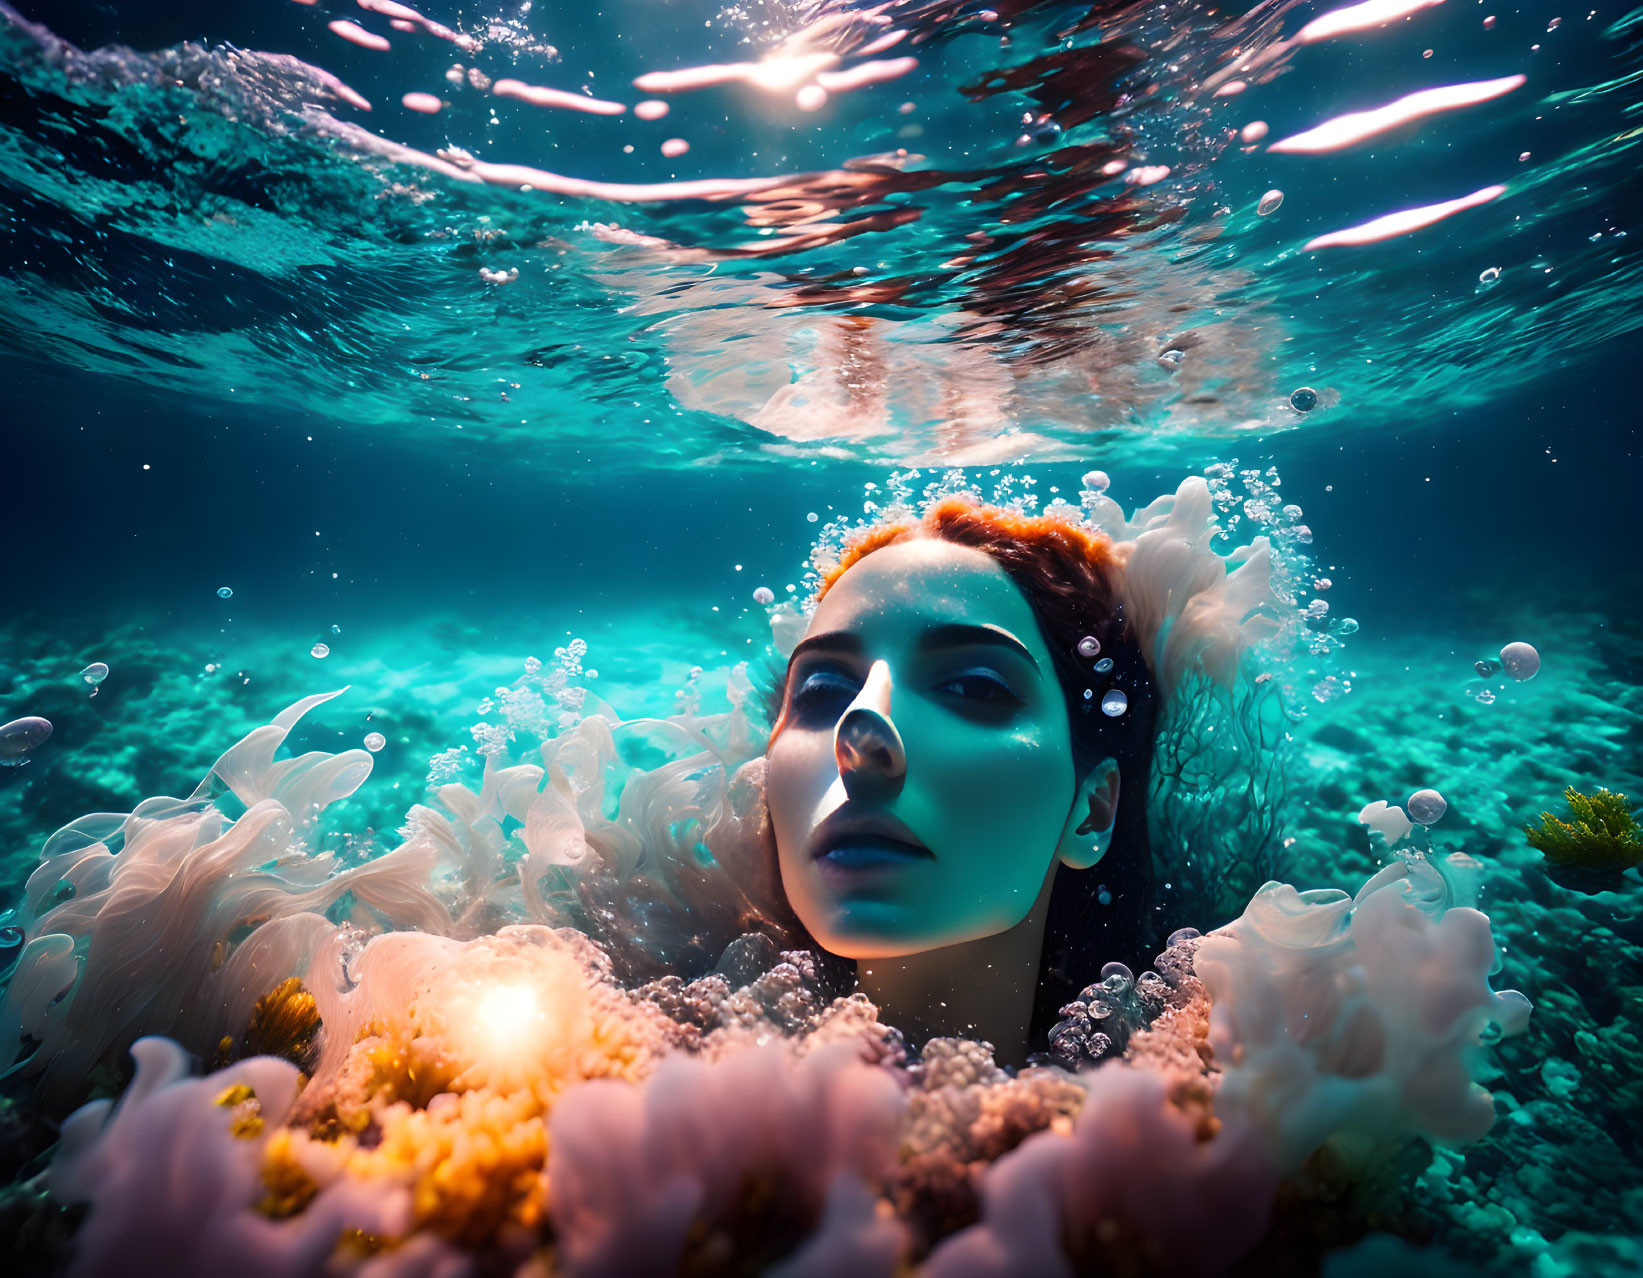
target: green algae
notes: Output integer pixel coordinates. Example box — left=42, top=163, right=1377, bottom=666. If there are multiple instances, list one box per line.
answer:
left=1527, top=788, right=1643, bottom=874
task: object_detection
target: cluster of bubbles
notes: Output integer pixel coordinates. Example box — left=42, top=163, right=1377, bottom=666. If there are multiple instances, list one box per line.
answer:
left=1202, top=460, right=1354, bottom=705
left=675, top=665, right=706, bottom=717
left=469, top=640, right=593, bottom=760
left=798, top=466, right=1056, bottom=601
left=1046, top=951, right=1186, bottom=1067
left=1465, top=640, right=1540, bottom=705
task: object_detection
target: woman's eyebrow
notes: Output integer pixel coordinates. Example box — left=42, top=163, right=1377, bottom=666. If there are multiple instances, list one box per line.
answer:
left=919, top=623, right=1039, bottom=670
left=788, top=631, right=864, bottom=662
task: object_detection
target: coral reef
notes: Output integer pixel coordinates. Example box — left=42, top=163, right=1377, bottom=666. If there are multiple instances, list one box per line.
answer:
left=3, top=679, right=1539, bottom=1277
left=4, top=585, right=1640, bottom=1277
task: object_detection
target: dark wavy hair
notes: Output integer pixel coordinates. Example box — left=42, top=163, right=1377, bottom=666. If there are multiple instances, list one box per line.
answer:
left=775, top=498, right=1159, bottom=1051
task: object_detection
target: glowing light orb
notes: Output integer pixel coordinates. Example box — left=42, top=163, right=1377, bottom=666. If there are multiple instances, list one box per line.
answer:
left=475, top=984, right=543, bottom=1053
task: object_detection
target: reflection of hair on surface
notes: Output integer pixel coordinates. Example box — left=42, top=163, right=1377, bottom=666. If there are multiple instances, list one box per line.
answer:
left=590, top=220, right=1284, bottom=461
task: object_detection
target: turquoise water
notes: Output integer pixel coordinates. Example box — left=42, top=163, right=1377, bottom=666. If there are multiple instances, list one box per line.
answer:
left=1, top=1, right=1640, bottom=1274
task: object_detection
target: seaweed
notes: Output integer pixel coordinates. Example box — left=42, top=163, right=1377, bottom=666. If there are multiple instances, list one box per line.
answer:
left=1149, top=672, right=1296, bottom=925
left=1527, top=788, right=1643, bottom=893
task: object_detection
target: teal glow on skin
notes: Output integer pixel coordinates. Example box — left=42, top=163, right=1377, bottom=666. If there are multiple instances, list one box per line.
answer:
left=767, top=539, right=1119, bottom=977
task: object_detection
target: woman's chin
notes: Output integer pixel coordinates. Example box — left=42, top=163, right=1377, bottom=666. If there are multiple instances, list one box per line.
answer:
left=807, top=898, right=943, bottom=958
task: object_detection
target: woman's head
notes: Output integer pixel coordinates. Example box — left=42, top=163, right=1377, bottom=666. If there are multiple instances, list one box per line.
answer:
left=764, top=500, right=1158, bottom=1025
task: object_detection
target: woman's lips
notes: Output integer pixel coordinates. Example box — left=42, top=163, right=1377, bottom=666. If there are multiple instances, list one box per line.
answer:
left=814, top=832, right=933, bottom=884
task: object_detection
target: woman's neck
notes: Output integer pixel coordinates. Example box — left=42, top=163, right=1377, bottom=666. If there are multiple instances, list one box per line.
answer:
left=853, top=866, right=1057, bottom=1070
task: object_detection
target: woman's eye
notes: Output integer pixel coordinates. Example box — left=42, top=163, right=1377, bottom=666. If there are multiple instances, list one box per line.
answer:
left=789, top=669, right=860, bottom=718
left=934, top=670, right=1019, bottom=704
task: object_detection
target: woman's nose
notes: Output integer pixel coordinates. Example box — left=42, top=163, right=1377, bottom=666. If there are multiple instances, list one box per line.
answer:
left=834, top=660, right=906, bottom=802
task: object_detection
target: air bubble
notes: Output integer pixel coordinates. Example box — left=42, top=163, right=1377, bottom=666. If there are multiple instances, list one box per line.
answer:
left=1474, top=658, right=1501, bottom=677
left=1077, top=636, right=1101, bottom=658
left=81, top=663, right=109, bottom=687
left=1479, top=267, right=1501, bottom=285
left=1101, top=689, right=1128, bottom=717
left=1500, top=641, right=1540, bottom=680
left=1097, top=885, right=1112, bottom=905
left=1407, top=788, right=1447, bottom=825
left=217, top=586, right=234, bottom=599
left=1257, top=189, right=1284, bottom=216
left=1094, top=657, right=1114, bottom=673
left=1167, top=926, right=1201, bottom=947
left=807, top=512, right=819, bottom=523
left=1289, top=386, right=1319, bottom=413
left=311, top=643, right=331, bottom=659
left=1336, top=618, right=1359, bottom=635
left=753, top=586, right=775, bottom=605
left=364, top=732, right=386, bottom=752
left=0, top=716, right=52, bottom=765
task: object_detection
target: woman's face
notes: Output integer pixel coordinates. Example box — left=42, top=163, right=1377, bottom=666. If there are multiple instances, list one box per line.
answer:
left=765, top=539, right=1081, bottom=959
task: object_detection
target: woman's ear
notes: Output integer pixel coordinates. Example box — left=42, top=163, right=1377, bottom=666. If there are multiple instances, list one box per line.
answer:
left=1056, top=758, right=1120, bottom=871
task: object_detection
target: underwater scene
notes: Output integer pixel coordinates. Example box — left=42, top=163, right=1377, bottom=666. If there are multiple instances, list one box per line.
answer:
left=1, top=0, right=1640, bottom=1274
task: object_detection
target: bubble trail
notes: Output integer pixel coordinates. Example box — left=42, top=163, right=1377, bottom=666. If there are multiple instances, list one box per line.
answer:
left=432, top=147, right=798, bottom=204
left=634, top=54, right=839, bottom=95
left=1298, top=0, right=1449, bottom=45
left=354, top=0, right=475, bottom=50
left=328, top=19, right=390, bottom=52
left=492, top=79, right=627, bottom=116
left=814, top=57, right=918, bottom=93
left=1304, top=185, right=1505, bottom=250
left=1267, top=77, right=1526, bottom=154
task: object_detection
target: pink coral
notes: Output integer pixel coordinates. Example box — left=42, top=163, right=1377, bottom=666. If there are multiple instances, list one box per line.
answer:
left=923, top=1065, right=1275, bottom=1277
left=52, top=1038, right=409, bottom=1278
left=547, top=1042, right=908, bottom=1277
left=1194, top=861, right=1532, bottom=1171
